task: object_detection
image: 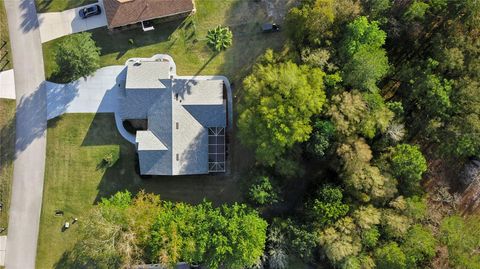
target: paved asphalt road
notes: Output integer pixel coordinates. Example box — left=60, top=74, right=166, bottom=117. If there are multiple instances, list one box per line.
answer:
left=4, top=0, right=47, bottom=268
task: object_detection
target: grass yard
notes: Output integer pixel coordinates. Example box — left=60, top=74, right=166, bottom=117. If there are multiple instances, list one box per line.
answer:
left=35, top=0, right=97, bottom=13
left=36, top=114, right=247, bottom=268
left=0, top=99, right=15, bottom=233
left=43, top=0, right=290, bottom=85
left=0, top=0, right=12, bottom=71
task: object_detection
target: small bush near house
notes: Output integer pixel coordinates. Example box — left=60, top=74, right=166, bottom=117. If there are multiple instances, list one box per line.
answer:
left=206, top=25, right=233, bottom=52
left=102, top=150, right=119, bottom=168
left=249, top=176, right=278, bottom=205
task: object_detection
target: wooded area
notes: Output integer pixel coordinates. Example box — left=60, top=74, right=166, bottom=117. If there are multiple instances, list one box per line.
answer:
left=64, top=0, right=480, bottom=268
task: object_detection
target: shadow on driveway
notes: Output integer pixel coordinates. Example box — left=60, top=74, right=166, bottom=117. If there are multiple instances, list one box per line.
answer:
left=19, top=0, right=43, bottom=33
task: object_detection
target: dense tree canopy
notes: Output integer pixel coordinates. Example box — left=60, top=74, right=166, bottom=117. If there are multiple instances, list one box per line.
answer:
left=401, top=225, right=437, bottom=268
left=306, top=119, right=335, bottom=159
left=387, top=144, right=427, bottom=195
left=308, top=186, right=349, bottom=227
left=234, top=0, right=480, bottom=267
left=149, top=202, right=267, bottom=269
left=329, top=90, right=393, bottom=139
left=61, top=192, right=266, bottom=269
left=340, top=16, right=389, bottom=92
left=337, top=138, right=397, bottom=202
left=238, top=50, right=327, bottom=165
left=374, top=242, right=406, bottom=269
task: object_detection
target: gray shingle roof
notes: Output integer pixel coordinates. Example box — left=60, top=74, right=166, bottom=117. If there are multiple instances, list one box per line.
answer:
left=121, top=60, right=226, bottom=175
left=125, top=61, right=171, bottom=89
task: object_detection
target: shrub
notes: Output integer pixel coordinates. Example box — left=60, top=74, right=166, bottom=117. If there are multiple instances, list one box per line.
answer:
left=249, top=176, right=278, bottom=205
left=206, top=25, right=233, bottom=52
left=103, top=150, right=119, bottom=168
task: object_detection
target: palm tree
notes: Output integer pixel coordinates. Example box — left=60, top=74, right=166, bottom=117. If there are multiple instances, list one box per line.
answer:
left=206, top=25, right=233, bottom=52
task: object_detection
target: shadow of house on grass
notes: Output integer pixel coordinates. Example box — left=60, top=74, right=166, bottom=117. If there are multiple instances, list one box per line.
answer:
left=80, top=111, right=242, bottom=207
left=90, top=17, right=184, bottom=61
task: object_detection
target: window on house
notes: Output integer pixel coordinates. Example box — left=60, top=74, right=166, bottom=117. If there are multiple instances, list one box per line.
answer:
left=176, top=154, right=179, bottom=161
left=176, top=122, right=179, bottom=129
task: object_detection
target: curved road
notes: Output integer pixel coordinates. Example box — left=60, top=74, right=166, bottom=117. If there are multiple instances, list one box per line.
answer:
left=4, top=0, right=46, bottom=268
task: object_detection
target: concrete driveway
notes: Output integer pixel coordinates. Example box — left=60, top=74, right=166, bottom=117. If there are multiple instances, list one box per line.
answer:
left=46, top=66, right=124, bottom=119
left=38, top=0, right=107, bottom=43
left=45, top=65, right=135, bottom=143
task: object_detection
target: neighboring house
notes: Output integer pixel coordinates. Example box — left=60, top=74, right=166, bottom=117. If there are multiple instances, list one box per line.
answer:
left=119, top=58, right=227, bottom=176
left=103, top=0, right=195, bottom=30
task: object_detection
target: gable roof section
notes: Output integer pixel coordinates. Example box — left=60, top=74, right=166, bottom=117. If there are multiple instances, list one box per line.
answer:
left=136, top=130, right=167, bottom=151
left=103, top=0, right=195, bottom=29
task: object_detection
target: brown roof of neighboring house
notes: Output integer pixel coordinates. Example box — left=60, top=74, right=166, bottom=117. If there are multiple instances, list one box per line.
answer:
left=103, top=0, right=195, bottom=28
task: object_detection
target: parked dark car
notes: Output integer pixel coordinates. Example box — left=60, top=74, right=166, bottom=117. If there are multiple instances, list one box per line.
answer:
left=261, top=23, right=280, bottom=33
left=79, top=4, right=101, bottom=19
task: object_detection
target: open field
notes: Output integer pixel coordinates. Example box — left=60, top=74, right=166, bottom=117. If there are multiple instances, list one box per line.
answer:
left=36, top=113, right=249, bottom=268
left=0, top=99, right=15, bottom=233
left=0, top=0, right=12, bottom=70
left=42, top=0, right=289, bottom=85
left=35, top=0, right=96, bottom=13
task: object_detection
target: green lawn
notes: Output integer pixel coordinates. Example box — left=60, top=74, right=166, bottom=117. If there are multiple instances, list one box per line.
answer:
left=36, top=114, right=247, bottom=268
left=43, top=0, right=289, bottom=85
left=35, top=0, right=96, bottom=13
left=0, top=0, right=12, bottom=70
left=0, top=99, right=15, bottom=233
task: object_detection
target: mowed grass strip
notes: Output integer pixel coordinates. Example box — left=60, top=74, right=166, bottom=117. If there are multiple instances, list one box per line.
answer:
left=36, top=114, right=243, bottom=268
left=42, top=0, right=287, bottom=85
left=0, top=99, right=15, bottom=232
left=0, top=0, right=12, bottom=70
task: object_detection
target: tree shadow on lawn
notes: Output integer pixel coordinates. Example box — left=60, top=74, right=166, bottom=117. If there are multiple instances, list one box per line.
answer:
left=80, top=113, right=243, bottom=207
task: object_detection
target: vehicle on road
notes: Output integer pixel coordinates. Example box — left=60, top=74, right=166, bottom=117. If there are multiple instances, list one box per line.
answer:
left=79, top=5, right=102, bottom=19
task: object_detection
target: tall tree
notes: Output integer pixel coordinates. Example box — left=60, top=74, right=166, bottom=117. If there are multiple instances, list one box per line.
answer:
left=387, top=144, right=427, bottom=196
left=55, top=32, right=100, bottom=82
left=238, top=50, right=327, bottom=165
left=401, top=225, right=437, bottom=268
left=374, top=242, right=407, bottom=269
left=329, top=90, right=393, bottom=139
left=337, top=138, right=397, bottom=202
left=340, top=16, right=389, bottom=92
left=307, top=185, right=349, bottom=227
